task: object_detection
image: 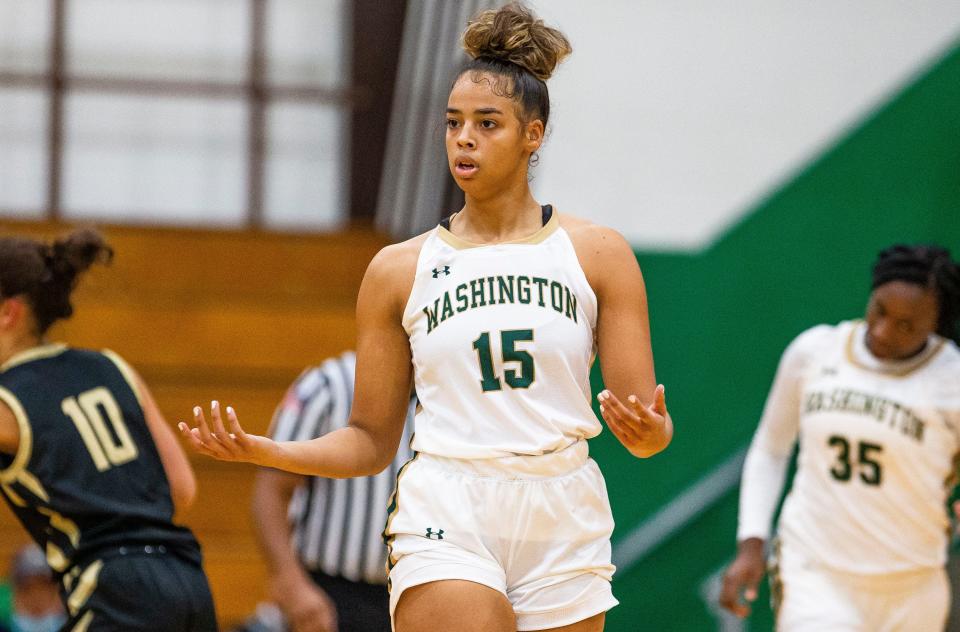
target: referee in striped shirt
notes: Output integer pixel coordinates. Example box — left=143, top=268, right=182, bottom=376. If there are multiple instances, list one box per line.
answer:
left=251, top=351, right=415, bottom=632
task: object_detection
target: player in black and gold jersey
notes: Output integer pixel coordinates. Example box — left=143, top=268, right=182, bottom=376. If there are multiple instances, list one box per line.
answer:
left=0, top=229, right=216, bottom=631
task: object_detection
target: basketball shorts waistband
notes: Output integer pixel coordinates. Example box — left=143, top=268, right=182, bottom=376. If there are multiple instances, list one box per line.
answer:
left=416, top=440, right=589, bottom=480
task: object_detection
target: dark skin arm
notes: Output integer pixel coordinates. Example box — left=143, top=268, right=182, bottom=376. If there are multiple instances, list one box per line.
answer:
left=132, top=368, right=197, bottom=517
left=719, top=537, right=766, bottom=618
left=0, top=400, right=18, bottom=455
left=178, top=238, right=422, bottom=476
left=565, top=217, right=673, bottom=457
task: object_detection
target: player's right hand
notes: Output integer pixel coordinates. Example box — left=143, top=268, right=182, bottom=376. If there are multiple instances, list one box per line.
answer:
left=719, top=538, right=766, bottom=618
left=273, top=574, right=339, bottom=632
left=177, top=400, right=277, bottom=466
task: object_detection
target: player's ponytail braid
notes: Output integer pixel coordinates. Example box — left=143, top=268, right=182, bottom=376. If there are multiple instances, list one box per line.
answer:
left=871, top=244, right=960, bottom=344
left=0, top=229, right=112, bottom=335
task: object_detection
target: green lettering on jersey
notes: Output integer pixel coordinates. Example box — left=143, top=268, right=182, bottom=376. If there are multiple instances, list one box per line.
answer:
left=517, top=276, right=531, bottom=304
left=441, top=292, right=454, bottom=322
left=531, top=277, right=548, bottom=307
left=470, top=278, right=486, bottom=308
left=498, top=276, right=515, bottom=305
left=423, top=299, right=440, bottom=334
left=421, top=274, right=582, bottom=335
left=455, top=283, right=469, bottom=312
left=565, top=286, right=578, bottom=323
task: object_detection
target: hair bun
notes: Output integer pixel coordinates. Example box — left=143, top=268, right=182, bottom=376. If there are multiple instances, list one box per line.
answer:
left=462, top=2, right=571, bottom=81
left=48, top=228, right=113, bottom=279
left=36, top=229, right=113, bottom=328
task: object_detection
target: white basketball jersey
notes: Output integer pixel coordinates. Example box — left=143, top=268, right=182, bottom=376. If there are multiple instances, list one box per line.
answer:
left=403, top=210, right=601, bottom=458
left=778, top=320, right=960, bottom=573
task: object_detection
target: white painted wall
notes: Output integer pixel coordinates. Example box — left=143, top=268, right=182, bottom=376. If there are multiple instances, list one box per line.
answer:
left=527, top=1, right=960, bottom=250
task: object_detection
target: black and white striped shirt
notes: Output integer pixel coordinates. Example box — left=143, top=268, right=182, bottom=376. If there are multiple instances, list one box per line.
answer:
left=269, top=351, right=415, bottom=585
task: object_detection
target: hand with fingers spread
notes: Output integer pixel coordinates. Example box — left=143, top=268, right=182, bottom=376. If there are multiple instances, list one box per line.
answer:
left=719, top=538, right=766, bottom=618
left=597, top=384, right=672, bottom=458
left=177, top=400, right=277, bottom=466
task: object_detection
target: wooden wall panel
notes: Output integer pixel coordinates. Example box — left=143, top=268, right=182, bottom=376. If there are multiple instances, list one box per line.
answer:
left=0, top=220, right=387, bottom=626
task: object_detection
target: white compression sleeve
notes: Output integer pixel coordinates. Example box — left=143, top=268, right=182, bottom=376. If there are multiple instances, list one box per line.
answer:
left=737, top=441, right=791, bottom=541
left=735, top=327, right=825, bottom=542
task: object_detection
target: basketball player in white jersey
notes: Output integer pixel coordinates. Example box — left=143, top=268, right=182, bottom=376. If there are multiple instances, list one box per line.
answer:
left=179, top=3, right=673, bottom=631
left=720, top=245, right=960, bottom=631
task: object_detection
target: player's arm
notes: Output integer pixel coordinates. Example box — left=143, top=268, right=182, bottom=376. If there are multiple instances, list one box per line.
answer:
left=133, top=369, right=198, bottom=516
left=719, top=331, right=810, bottom=618
left=105, top=350, right=198, bottom=515
left=572, top=222, right=672, bottom=458
left=179, top=243, right=416, bottom=478
left=0, top=400, right=19, bottom=455
left=252, top=468, right=337, bottom=632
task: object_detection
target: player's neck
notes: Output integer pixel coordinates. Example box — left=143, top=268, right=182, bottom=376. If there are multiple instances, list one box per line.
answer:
left=456, top=190, right=543, bottom=244
left=0, top=331, right=43, bottom=367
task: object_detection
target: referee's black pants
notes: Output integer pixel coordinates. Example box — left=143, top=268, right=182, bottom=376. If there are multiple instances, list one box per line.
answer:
left=308, top=570, right=389, bottom=632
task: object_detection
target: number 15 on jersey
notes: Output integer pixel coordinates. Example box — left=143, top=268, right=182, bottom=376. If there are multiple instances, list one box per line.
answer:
left=472, top=329, right=535, bottom=393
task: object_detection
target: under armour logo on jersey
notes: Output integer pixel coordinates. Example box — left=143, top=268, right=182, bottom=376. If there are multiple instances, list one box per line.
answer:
left=432, top=266, right=451, bottom=278
left=425, top=527, right=444, bottom=540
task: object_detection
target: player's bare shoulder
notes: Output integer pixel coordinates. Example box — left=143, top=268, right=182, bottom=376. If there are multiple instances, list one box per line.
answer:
left=557, top=211, right=640, bottom=291
left=361, top=231, right=432, bottom=315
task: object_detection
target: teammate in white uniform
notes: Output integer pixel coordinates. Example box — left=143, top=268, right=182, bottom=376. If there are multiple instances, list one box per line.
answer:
left=179, top=4, right=673, bottom=632
left=720, top=244, right=960, bottom=631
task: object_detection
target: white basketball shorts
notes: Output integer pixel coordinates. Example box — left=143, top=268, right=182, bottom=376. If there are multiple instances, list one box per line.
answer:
left=773, top=543, right=949, bottom=632
left=383, top=440, right=618, bottom=631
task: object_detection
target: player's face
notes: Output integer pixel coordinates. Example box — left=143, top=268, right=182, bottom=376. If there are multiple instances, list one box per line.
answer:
left=864, top=281, right=939, bottom=360
left=445, top=73, right=542, bottom=196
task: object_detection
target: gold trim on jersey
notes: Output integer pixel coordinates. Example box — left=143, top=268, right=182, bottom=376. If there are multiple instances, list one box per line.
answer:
left=63, top=566, right=82, bottom=592
left=37, top=506, right=80, bottom=571
left=0, top=483, right=26, bottom=506
left=46, top=542, right=71, bottom=573
left=39, top=506, right=81, bottom=547
left=437, top=209, right=560, bottom=250
left=844, top=321, right=946, bottom=378
left=71, top=611, right=94, bottom=632
left=945, top=451, right=960, bottom=490
left=382, top=451, right=421, bottom=584
left=12, top=468, right=48, bottom=502
left=101, top=349, right=144, bottom=406
left=0, top=343, right=68, bottom=372
left=769, top=538, right=784, bottom=627
left=0, top=386, right=33, bottom=484
left=0, top=385, right=49, bottom=505
left=67, top=559, right=103, bottom=616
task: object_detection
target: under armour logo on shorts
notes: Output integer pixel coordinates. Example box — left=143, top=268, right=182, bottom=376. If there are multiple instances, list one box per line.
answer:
left=425, top=527, right=444, bottom=540
left=432, top=266, right=451, bottom=278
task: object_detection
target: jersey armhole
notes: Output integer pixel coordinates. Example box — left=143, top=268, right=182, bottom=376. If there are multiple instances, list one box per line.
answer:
left=400, top=230, right=439, bottom=331
left=0, top=386, right=34, bottom=485
left=101, top=349, right=145, bottom=407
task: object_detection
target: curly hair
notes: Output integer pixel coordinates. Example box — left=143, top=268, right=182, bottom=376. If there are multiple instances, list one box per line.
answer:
left=457, top=2, right=572, bottom=128
left=0, top=228, right=113, bottom=334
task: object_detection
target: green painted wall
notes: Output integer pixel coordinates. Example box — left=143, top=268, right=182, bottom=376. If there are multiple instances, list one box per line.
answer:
left=590, top=41, right=960, bottom=631
left=0, top=582, right=9, bottom=627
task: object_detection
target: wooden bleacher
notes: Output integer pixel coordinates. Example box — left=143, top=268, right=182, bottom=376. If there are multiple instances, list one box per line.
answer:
left=0, top=219, right=388, bottom=627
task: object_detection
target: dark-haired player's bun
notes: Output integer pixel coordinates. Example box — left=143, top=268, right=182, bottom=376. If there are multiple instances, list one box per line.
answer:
left=462, top=2, right=571, bottom=81
left=35, top=228, right=113, bottom=329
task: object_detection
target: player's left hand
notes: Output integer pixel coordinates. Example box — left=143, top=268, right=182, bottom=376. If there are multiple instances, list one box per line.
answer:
left=178, top=400, right=277, bottom=466
left=598, top=385, right=672, bottom=457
